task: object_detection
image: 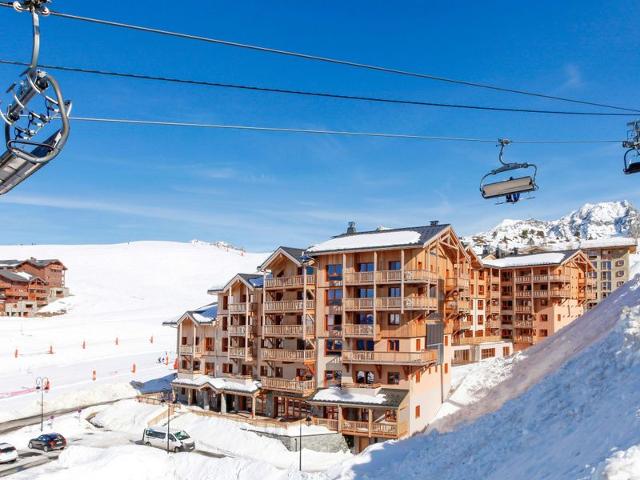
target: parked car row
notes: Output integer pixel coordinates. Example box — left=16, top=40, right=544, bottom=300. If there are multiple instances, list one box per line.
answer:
left=0, top=433, right=67, bottom=465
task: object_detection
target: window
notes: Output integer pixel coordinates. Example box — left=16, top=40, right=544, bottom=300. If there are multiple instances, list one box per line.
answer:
left=444, top=363, right=449, bottom=374
left=181, top=336, right=187, bottom=346
left=540, top=314, right=548, bottom=322
left=387, top=372, right=400, bottom=384
left=222, top=338, right=228, bottom=352
left=503, top=346, right=510, bottom=356
left=388, top=313, right=400, bottom=325
left=481, top=348, right=496, bottom=359
left=477, top=299, right=484, bottom=310
left=617, top=281, right=625, bottom=287
left=325, top=339, right=342, bottom=355
left=327, top=264, right=343, bottom=281
left=415, top=370, right=421, bottom=383
left=388, top=339, right=400, bottom=351
left=326, top=314, right=342, bottom=332
left=222, top=363, right=232, bottom=374
left=556, top=314, right=561, bottom=322
left=615, top=260, right=625, bottom=267
left=477, top=315, right=484, bottom=325
left=602, top=282, right=612, bottom=291
left=415, top=405, right=421, bottom=418
left=539, top=329, right=548, bottom=337
left=444, top=335, right=448, bottom=346
left=260, top=366, right=268, bottom=377
left=388, top=287, right=401, bottom=297
left=358, top=262, right=374, bottom=272
left=601, top=261, right=612, bottom=270
left=326, top=289, right=343, bottom=306
left=193, top=360, right=201, bottom=371
left=357, top=288, right=374, bottom=298
left=416, top=338, right=422, bottom=350
left=388, top=261, right=401, bottom=271
left=601, top=271, right=611, bottom=281
left=325, top=370, right=342, bottom=386
left=357, top=313, right=373, bottom=324
left=181, top=359, right=188, bottom=369
left=616, top=270, right=625, bottom=278
left=356, top=339, right=375, bottom=351
left=356, top=370, right=375, bottom=384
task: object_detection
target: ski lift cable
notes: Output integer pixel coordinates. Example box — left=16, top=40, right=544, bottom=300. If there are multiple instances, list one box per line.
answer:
left=0, top=2, right=636, bottom=114
left=62, top=114, right=622, bottom=144
left=0, top=59, right=635, bottom=117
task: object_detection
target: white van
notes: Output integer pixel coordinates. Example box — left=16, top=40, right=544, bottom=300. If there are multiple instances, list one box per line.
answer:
left=142, top=428, right=195, bottom=452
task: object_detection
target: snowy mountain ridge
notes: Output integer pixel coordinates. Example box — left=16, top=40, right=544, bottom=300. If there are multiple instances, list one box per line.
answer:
left=465, top=200, right=640, bottom=254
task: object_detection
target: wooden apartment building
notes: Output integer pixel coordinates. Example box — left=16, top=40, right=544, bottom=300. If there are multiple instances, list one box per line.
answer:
left=170, top=222, right=470, bottom=452
left=0, top=258, right=68, bottom=316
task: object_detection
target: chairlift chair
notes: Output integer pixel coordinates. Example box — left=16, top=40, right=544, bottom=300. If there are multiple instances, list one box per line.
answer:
left=623, top=148, right=640, bottom=175
left=623, top=121, right=640, bottom=175
left=480, top=139, right=538, bottom=204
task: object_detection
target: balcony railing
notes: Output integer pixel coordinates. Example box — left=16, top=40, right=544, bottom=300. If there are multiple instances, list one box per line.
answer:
left=341, top=349, right=438, bottom=365
left=515, top=305, right=533, bottom=314
left=260, top=377, right=316, bottom=394
left=550, top=289, right=571, bottom=298
left=489, top=290, right=500, bottom=298
left=228, top=302, right=258, bottom=314
left=403, top=270, right=438, bottom=283
left=262, top=324, right=314, bottom=337
left=228, top=346, right=253, bottom=360
left=513, top=335, right=536, bottom=344
left=179, top=344, right=194, bottom=355
left=486, top=319, right=501, bottom=329
left=343, top=270, right=439, bottom=285
left=376, top=270, right=403, bottom=283
left=341, top=420, right=400, bottom=438
left=312, top=417, right=339, bottom=431
left=344, top=271, right=375, bottom=285
left=453, top=320, right=473, bottom=330
left=452, top=335, right=503, bottom=346
left=343, top=323, right=381, bottom=338
left=264, top=275, right=316, bottom=289
left=264, top=300, right=315, bottom=313
left=514, top=320, right=534, bottom=328
left=260, top=349, right=316, bottom=362
left=445, top=300, right=471, bottom=311
left=342, top=298, right=374, bottom=311
left=227, top=324, right=255, bottom=336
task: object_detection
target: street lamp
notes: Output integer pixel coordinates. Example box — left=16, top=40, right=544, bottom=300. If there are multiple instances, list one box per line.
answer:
left=161, top=392, right=176, bottom=454
left=35, top=376, right=49, bottom=432
left=299, top=414, right=312, bottom=471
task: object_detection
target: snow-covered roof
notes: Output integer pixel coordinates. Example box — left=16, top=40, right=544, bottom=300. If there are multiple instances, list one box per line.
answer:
left=578, top=237, right=637, bottom=249
left=0, top=270, right=39, bottom=283
left=259, top=246, right=308, bottom=270
left=172, top=375, right=260, bottom=394
left=482, top=250, right=579, bottom=268
left=307, top=224, right=448, bottom=254
left=310, top=387, right=408, bottom=407
left=164, top=303, right=218, bottom=326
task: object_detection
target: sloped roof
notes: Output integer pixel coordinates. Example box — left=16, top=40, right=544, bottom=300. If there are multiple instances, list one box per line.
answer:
left=309, top=387, right=408, bottom=408
left=0, top=260, right=22, bottom=269
left=482, top=250, right=581, bottom=268
left=0, top=270, right=40, bottom=283
left=307, top=224, right=449, bottom=254
left=163, top=302, right=219, bottom=326
left=258, top=246, right=308, bottom=270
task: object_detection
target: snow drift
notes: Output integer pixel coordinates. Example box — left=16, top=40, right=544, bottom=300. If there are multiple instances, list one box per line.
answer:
left=324, top=275, right=640, bottom=480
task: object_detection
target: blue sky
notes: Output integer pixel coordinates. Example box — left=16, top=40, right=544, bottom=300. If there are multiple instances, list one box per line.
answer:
left=0, top=0, right=638, bottom=250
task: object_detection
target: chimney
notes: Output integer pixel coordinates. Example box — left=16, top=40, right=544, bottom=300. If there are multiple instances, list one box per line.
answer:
left=346, top=221, right=357, bottom=235
left=430, top=220, right=439, bottom=226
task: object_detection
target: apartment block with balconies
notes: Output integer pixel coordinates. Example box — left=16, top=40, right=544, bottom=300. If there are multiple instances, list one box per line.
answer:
left=482, top=250, right=594, bottom=351
left=305, top=222, right=466, bottom=450
left=259, top=247, right=318, bottom=417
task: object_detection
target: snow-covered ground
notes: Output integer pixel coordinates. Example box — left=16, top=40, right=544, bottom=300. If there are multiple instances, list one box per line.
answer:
left=0, top=241, right=267, bottom=422
left=319, top=276, right=640, bottom=480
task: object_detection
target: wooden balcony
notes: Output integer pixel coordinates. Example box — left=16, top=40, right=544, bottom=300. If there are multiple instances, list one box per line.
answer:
left=486, top=319, right=501, bottom=329
left=453, top=319, right=473, bottom=330
left=515, top=305, right=533, bottom=314
left=179, top=344, right=195, bottom=355
left=264, top=299, right=315, bottom=313
left=342, top=298, right=374, bottom=311
left=227, top=324, right=256, bottom=336
left=445, top=300, right=471, bottom=312
left=262, top=323, right=314, bottom=337
left=228, top=302, right=258, bottom=314
left=513, top=335, right=536, bottom=344
left=260, top=377, right=316, bottom=395
left=264, top=275, right=315, bottom=289
left=535, top=274, right=570, bottom=283
left=514, top=319, right=534, bottom=328
left=344, top=271, right=375, bottom=285
left=343, top=323, right=381, bottom=339
left=489, top=290, right=500, bottom=299
left=341, top=420, right=401, bottom=438
left=452, top=335, right=503, bottom=346
left=260, top=349, right=316, bottom=362
left=341, top=349, right=438, bottom=365
left=403, top=270, right=438, bottom=283
left=325, top=327, right=343, bottom=338
left=376, top=270, right=403, bottom=284
left=550, top=289, right=571, bottom=298
left=228, top=346, right=253, bottom=361
left=312, top=417, right=339, bottom=431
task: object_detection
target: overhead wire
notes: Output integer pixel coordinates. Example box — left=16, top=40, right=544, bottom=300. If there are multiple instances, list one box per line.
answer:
left=0, top=2, right=637, bottom=114
left=65, top=115, right=622, bottom=144
left=0, top=59, right=635, bottom=117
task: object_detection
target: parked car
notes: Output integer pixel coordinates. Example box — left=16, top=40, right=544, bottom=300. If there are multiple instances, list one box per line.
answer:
left=0, top=443, right=17, bottom=463
left=27, top=433, right=66, bottom=452
left=142, top=428, right=195, bottom=452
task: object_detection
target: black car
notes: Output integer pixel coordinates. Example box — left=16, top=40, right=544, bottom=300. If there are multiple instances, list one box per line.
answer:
left=28, top=433, right=67, bottom=452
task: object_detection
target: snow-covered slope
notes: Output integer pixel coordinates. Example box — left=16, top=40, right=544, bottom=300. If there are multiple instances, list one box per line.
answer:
left=466, top=200, right=640, bottom=254
left=323, top=276, right=640, bottom=480
left=0, top=241, right=268, bottom=421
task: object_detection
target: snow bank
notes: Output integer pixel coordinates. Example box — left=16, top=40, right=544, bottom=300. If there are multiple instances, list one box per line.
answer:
left=90, top=399, right=165, bottom=432
left=321, top=275, right=640, bottom=480
left=10, top=445, right=292, bottom=480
